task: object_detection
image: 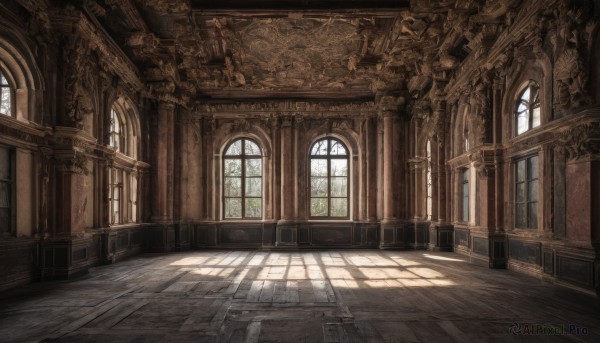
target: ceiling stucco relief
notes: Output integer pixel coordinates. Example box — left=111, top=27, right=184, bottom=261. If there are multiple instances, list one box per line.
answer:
left=36, top=0, right=595, bottom=122
left=188, top=17, right=400, bottom=95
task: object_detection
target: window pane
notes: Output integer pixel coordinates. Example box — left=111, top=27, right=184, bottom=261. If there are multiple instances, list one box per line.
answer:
left=330, top=159, right=348, bottom=176
left=426, top=167, right=432, bottom=198
left=516, top=182, right=526, bottom=203
left=462, top=197, right=469, bottom=222
left=517, top=111, right=529, bottom=135
left=516, top=160, right=526, bottom=182
left=311, top=159, right=328, bottom=176
left=224, top=198, right=242, bottom=218
left=528, top=156, right=538, bottom=179
left=0, top=73, right=7, bottom=85
left=310, top=198, right=328, bottom=216
left=528, top=202, right=537, bottom=228
left=245, top=159, right=262, bottom=176
left=311, top=140, right=328, bottom=155
left=528, top=180, right=538, bottom=202
left=225, top=140, right=242, bottom=155
left=517, top=101, right=528, bottom=114
left=245, top=198, right=262, bottom=218
left=532, top=107, right=541, bottom=128
left=1, top=87, right=11, bottom=115
left=426, top=197, right=432, bottom=219
left=520, top=87, right=530, bottom=103
left=245, top=177, right=262, bottom=197
left=330, top=141, right=347, bottom=155
left=330, top=198, right=348, bottom=217
left=224, top=159, right=242, bottom=176
left=515, top=204, right=526, bottom=228
left=311, top=177, right=328, bottom=197
left=245, top=140, right=261, bottom=156
left=330, top=177, right=347, bottom=197
left=224, top=177, right=242, bottom=196
left=114, top=115, right=121, bottom=134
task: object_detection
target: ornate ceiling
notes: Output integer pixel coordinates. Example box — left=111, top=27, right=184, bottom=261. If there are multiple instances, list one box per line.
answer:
left=79, top=0, right=521, bottom=103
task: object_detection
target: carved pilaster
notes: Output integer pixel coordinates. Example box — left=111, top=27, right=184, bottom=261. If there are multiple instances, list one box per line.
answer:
left=38, top=147, right=53, bottom=237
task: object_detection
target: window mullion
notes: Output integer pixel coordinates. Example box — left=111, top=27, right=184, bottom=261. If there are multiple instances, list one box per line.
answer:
left=242, top=147, right=246, bottom=219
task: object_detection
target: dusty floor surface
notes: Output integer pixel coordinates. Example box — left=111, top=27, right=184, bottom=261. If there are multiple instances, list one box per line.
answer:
left=0, top=250, right=599, bottom=342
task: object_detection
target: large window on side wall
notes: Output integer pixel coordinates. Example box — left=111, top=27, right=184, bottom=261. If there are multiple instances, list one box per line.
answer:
left=426, top=140, right=432, bottom=220
left=515, top=81, right=541, bottom=136
left=223, top=138, right=262, bottom=219
left=310, top=138, right=349, bottom=219
left=107, top=101, right=139, bottom=226
left=461, top=168, right=469, bottom=223
left=515, top=155, right=538, bottom=229
left=0, top=68, right=13, bottom=117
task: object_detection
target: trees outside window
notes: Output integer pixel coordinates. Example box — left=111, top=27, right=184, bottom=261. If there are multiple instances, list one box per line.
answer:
left=223, top=138, right=263, bottom=219
left=310, top=138, right=349, bottom=218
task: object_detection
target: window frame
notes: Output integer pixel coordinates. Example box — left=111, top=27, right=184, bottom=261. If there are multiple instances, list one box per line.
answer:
left=0, top=68, right=15, bottom=117
left=109, top=168, right=123, bottom=225
left=309, top=137, right=350, bottom=219
left=109, top=107, right=126, bottom=154
left=461, top=168, right=469, bottom=223
left=222, top=138, right=263, bottom=220
left=515, top=81, right=541, bottom=136
left=425, top=140, right=432, bottom=220
left=514, top=155, right=539, bottom=229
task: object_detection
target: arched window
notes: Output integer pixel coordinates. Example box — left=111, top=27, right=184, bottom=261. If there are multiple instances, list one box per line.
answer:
left=515, top=82, right=541, bottom=135
left=310, top=138, right=349, bottom=218
left=109, top=107, right=125, bottom=152
left=426, top=140, right=432, bottom=220
left=223, top=138, right=263, bottom=219
left=107, top=99, right=140, bottom=226
left=0, top=69, right=13, bottom=116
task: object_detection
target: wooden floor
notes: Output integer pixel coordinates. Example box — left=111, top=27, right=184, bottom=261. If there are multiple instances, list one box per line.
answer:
left=0, top=250, right=599, bottom=342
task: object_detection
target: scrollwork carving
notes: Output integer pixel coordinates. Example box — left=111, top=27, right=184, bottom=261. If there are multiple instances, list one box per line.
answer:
left=558, top=122, right=600, bottom=160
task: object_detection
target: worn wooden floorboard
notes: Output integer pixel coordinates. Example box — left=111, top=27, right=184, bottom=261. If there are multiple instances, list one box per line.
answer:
left=0, top=250, right=598, bottom=342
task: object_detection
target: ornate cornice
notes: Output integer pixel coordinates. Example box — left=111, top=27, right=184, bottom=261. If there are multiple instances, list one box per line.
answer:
left=0, top=116, right=49, bottom=147
left=193, top=100, right=377, bottom=118
left=50, top=5, right=143, bottom=90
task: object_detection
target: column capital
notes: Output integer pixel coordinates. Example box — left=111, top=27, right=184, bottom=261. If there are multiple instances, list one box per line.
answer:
left=376, top=94, right=405, bottom=117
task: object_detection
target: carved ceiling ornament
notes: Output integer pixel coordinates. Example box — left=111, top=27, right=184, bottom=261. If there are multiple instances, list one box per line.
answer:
left=15, top=0, right=599, bottom=126
left=552, top=0, right=598, bottom=112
